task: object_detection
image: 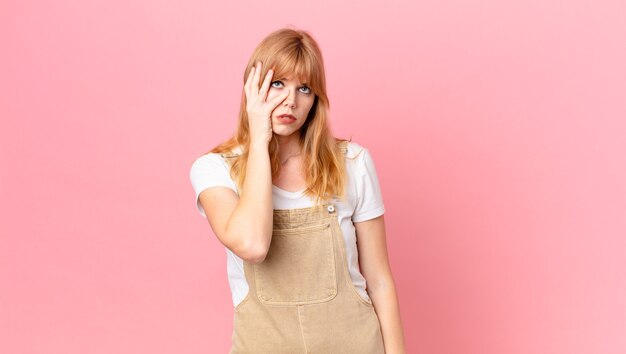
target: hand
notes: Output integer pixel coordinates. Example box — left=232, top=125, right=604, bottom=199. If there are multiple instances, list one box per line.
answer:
left=244, top=61, right=290, bottom=146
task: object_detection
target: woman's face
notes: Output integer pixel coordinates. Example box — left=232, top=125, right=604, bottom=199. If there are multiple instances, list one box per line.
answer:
left=267, top=76, right=316, bottom=137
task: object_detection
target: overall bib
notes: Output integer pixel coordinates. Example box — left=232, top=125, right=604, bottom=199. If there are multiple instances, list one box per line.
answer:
left=225, top=142, right=385, bottom=354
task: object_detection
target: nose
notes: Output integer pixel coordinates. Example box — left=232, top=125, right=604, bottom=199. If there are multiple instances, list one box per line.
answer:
left=283, top=90, right=296, bottom=108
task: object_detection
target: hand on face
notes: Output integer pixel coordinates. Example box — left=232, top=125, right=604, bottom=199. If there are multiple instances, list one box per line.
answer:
left=243, top=61, right=290, bottom=146
left=266, top=77, right=316, bottom=138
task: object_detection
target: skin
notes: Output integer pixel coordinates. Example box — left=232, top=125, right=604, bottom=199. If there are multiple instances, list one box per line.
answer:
left=267, top=72, right=316, bottom=163
left=356, top=216, right=407, bottom=353
left=199, top=61, right=406, bottom=353
left=200, top=61, right=287, bottom=266
left=266, top=69, right=316, bottom=192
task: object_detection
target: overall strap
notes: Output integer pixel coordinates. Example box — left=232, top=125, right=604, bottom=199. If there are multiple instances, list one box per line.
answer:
left=219, top=150, right=240, bottom=169
left=220, top=141, right=349, bottom=160
left=219, top=151, right=240, bottom=159
left=338, top=140, right=349, bottom=156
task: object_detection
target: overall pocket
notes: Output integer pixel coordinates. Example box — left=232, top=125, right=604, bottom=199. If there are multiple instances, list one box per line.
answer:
left=254, top=222, right=338, bottom=305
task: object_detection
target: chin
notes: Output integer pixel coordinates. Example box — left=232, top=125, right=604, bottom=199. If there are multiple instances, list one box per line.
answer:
left=272, top=128, right=300, bottom=136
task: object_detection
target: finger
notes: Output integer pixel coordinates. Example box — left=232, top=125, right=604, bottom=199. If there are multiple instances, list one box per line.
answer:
left=267, top=89, right=290, bottom=108
left=258, top=69, right=274, bottom=100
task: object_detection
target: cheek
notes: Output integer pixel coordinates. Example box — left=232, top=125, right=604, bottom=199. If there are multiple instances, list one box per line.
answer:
left=302, top=97, right=315, bottom=113
left=266, top=89, right=277, bottom=100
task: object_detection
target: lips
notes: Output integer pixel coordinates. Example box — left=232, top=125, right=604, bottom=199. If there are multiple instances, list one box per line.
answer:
left=276, top=113, right=298, bottom=125
left=277, top=114, right=296, bottom=120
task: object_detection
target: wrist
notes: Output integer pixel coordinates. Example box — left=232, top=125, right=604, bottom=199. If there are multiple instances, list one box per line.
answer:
left=249, top=140, right=269, bottom=153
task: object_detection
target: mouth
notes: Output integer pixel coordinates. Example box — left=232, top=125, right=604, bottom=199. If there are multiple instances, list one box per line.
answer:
left=277, top=114, right=296, bottom=120
left=276, top=113, right=297, bottom=124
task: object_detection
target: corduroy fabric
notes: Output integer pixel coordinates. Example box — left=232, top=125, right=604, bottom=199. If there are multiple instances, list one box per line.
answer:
left=229, top=141, right=384, bottom=353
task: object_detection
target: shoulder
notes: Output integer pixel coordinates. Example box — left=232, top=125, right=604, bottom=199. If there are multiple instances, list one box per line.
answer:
left=345, top=141, right=367, bottom=160
left=189, top=151, right=238, bottom=193
left=343, top=141, right=381, bottom=176
left=189, top=152, right=233, bottom=180
left=191, top=152, right=226, bottom=168
left=191, top=145, right=243, bottom=168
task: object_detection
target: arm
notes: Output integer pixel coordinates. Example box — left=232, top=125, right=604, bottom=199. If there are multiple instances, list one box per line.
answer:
left=198, top=143, right=273, bottom=264
left=197, top=61, right=289, bottom=264
left=355, top=215, right=406, bottom=354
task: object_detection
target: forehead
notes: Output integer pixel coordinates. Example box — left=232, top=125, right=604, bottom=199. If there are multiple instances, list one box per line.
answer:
left=276, top=75, right=308, bottom=84
left=272, top=62, right=311, bottom=84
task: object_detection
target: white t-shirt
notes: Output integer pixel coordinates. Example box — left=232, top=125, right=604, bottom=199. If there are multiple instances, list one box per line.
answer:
left=189, top=141, right=385, bottom=307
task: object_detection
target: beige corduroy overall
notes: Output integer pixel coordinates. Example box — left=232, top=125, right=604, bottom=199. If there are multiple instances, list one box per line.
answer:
left=225, top=142, right=385, bottom=354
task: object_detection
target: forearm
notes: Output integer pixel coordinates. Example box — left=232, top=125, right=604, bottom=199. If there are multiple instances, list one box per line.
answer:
left=368, top=275, right=406, bottom=354
left=226, top=143, right=273, bottom=261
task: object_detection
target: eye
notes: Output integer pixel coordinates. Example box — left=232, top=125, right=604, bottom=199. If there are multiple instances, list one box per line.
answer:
left=271, top=80, right=312, bottom=94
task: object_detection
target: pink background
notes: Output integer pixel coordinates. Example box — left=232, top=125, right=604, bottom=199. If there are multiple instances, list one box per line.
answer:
left=2, top=0, right=625, bottom=353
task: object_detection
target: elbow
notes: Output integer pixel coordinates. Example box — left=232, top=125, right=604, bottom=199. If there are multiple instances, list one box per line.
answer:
left=223, top=222, right=272, bottom=264
left=241, top=245, right=268, bottom=264
left=246, top=251, right=268, bottom=264
left=237, top=239, right=269, bottom=264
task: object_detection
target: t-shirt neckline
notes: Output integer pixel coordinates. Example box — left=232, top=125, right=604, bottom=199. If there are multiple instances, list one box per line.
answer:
left=272, top=184, right=306, bottom=197
left=229, top=145, right=308, bottom=197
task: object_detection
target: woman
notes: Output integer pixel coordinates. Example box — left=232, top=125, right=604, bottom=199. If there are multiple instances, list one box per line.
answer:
left=190, top=27, right=406, bottom=354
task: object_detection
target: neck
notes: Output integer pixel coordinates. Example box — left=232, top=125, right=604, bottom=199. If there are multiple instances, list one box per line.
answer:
left=275, top=134, right=302, bottom=161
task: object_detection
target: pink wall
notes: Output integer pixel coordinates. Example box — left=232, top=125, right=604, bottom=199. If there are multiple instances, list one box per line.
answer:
left=2, top=0, right=625, bottom=353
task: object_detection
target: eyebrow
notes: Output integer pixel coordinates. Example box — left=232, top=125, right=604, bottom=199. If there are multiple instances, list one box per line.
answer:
left=277, top=78, right=309, bottom=86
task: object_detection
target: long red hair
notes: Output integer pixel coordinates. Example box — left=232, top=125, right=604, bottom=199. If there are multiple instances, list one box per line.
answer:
left=207, top=27, right=349, bottom=205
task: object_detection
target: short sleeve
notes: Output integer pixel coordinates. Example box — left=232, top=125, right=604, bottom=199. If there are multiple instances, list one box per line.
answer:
left=352, top=148, right=385, bottom=223
left=189, top=153, right=238, bottom=218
